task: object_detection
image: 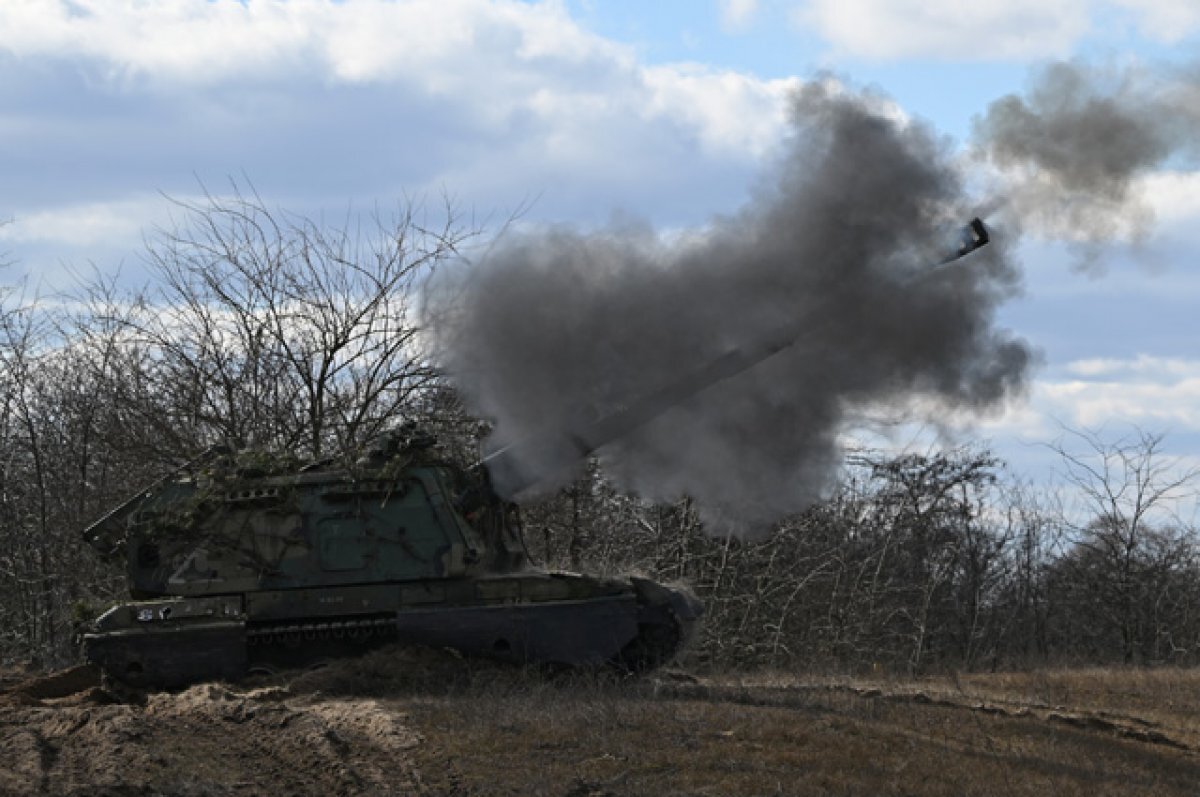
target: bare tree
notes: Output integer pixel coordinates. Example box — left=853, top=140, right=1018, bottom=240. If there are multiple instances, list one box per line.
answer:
left=95, top=185, right=479, bottom=462
left=0, top=287, right=47, bottom=658
left=1047, top=426, right=1200, bottom=663
left=989, top=480, right=1061, bottom=666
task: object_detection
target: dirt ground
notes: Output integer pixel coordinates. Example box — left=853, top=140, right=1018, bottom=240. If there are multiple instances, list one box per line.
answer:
left=4, top=649, right=1200, bottom=796
left=0, top=659, right=424, bottom=796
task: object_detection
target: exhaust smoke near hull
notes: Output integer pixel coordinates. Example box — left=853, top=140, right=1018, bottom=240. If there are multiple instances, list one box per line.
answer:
left=428, top=82, right=1034, bottom=531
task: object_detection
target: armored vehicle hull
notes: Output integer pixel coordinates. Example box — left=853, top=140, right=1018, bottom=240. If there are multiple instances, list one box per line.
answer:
left=80, top=440, right=699, bottom=689
left=83, top=572, right=698, bottom=688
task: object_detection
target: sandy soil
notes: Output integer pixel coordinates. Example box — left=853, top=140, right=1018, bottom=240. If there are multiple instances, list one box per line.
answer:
left=0, top=660, right=424, bottom=796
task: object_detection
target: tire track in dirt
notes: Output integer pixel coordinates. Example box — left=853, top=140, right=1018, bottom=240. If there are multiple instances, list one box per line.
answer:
left=649, top=680, right=1197, bottom=753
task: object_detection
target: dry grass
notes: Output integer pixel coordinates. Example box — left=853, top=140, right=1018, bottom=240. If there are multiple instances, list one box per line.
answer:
left=955, top=666, right=1200, bottom=714
left=399, top=662, right=1200, bottom=796
left=6, top=652, right=1200, bottom=796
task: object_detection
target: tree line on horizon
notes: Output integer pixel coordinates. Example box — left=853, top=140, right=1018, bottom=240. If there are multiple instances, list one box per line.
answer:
left=0, top=195, right=1196, bottom=673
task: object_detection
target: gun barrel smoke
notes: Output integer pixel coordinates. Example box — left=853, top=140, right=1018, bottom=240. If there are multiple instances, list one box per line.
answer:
left=972, top=59, right=1200, bottom=263
left=428, top=81, right=1032, bottom=531
left=481, top=217, right=993, bottom=496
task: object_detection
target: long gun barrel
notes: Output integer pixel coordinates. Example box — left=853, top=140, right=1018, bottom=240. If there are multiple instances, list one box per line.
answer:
left=480, top=218, right=990, bottom=495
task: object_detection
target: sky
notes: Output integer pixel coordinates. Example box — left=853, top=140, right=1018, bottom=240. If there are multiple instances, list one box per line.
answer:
left=0, top=0, right=1196, bottom=515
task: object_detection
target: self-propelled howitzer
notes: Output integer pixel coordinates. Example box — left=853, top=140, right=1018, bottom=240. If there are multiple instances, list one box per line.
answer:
left=81, top=431, right=700, bottom=687
left=80, top=219, right=989, bottom=688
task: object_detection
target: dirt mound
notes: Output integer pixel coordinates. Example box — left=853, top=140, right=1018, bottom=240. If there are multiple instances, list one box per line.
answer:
left=0, top=656, right=425, bottom=796
left=0, top=645, right=616, bottom=796
left=2, top=665, right=104, bottom=705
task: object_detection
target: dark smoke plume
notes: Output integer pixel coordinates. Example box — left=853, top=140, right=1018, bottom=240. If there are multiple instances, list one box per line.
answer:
left=973, top=60, right=1200, bottom=266
left=427, top=82, right=1032, bottom=531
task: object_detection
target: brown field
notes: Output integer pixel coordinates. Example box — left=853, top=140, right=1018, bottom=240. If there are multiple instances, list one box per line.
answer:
left=3, top=650, right=1200, bottom=796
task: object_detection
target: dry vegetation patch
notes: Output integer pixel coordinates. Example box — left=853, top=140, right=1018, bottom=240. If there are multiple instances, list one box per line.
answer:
left=3, top=653, right=1200, bottom=796
left=406, top=665, right=1200, bottom=796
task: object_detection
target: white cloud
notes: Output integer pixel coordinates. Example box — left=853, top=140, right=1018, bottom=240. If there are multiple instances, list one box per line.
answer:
left=1042, top=376, right=1200, bottom=428
left=0, top=0, right=313, bottom=82
left=0, top=1, right=790, bottom=170
left=0, top=1, right=633, bottom=88
left=0, top=0, right=806, bottom=294
left=719, top=0, right=760, bottom=31
left=789, top=0, right=1200, bottom=60
left=1064, top=354, right=1200, bottom=380
left=1111, top=0, right=1200, bottom=42
left=977, top=356, right=1200, bottom=439
left=0, top=197, right=163, bottom=247
left=794, top=0, right=1090, bottom=61
left=642, top=64, right=800, bottom=158
left=1139, top=171, right=1200, bottom=228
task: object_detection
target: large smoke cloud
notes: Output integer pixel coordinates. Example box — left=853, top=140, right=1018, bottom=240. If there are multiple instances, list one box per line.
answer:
left=427, top=81, right=1032, bottom=530
left=973, top=59, right=1200, bottom=265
